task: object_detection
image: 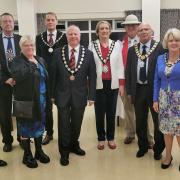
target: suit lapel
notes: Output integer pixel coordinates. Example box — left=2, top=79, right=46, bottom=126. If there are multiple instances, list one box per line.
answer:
left=65, top=45, right=70, bottom=64
left=43, top=32, right=48, bottom=43
left=148, top=40, right=155, bottom=67
left=76, top=45, right=82, bottom=67
left=0, top=34, right=6, bottom=62
left=14, top=34, right=20, bottom=55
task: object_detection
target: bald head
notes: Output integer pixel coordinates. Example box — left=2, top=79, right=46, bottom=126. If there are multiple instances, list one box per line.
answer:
left=137, top=23, right=153, bottom=44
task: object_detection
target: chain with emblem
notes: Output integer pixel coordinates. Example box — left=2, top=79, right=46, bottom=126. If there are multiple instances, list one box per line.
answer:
left=6, top=49, right=14, bottom=62
left=164, top=52, right=180, bottom=67
left=61, top=45, right=85, bottom=76
left=93, top=40, right=115, bottom=64
left=41, top=32, right=64, bottom=48
left=134, top=41, right=159, bottom=61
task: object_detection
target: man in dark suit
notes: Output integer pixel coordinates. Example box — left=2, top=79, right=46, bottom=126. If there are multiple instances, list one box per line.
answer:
left=36, top=12, right=67, bottom=145
left=0, top=13, right=21, bottom=152
left=125, top=23, right=165, bottom=159
left=52, top=25, right=96, bottom=166
left=0, top=62, right=8, bottom=166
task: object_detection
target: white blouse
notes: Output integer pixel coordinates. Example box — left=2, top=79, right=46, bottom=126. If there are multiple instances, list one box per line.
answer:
left=89, top=39, right=124, bottom=90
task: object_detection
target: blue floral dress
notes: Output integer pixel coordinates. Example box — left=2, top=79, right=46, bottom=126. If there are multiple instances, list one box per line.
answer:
left=17, top=63, right=46, bottom=138
left=159, top=65, right=180, bottom=135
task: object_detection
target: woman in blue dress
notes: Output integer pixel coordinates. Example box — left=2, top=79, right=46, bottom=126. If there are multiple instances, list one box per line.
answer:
left=10, top=36, right=50, bottom=168
left=153, top=28, right=180, bottom=171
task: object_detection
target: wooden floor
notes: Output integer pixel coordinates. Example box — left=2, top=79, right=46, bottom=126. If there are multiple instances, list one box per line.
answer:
left=0, top=105, right=180, bottom=180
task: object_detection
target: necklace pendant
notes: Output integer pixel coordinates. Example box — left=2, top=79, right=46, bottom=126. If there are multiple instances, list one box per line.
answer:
left=69, top=75, right=75, bottom=81
left=102, top=65, right=109, bottom=73
left=48, top=47, right=53, bottom=53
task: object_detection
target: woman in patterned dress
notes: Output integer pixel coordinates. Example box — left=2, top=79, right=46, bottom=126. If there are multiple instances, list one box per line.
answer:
left=10, top=36, right=50, bottom=168
left=153, top=28, right=180, bottom=171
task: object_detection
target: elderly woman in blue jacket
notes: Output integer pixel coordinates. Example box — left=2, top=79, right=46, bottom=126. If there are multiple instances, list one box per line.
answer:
left=153, top=28, right=180, bottom=171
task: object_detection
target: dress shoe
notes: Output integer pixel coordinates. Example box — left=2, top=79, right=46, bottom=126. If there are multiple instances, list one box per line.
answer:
left=70, top=147, right=86, bottom=156
left=124, top=137, right=135, bottom=144
left=60, top=155, right=69, bottom=166
left=108, top=141, right=117, bottom=150
left=3, top=144, right=12, bottom=152
left=154, top=153, right=162, bottom=160
left=97, top=141, right=105, bottom=150
left=42, top=135, right=53, bottom=145
left=161, top=156, right=173, bottom=169
left=136, top=149, right=148, bottom=158
left=0, top=160, right=7, bottom=167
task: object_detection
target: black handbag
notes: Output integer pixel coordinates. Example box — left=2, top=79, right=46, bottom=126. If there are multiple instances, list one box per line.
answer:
left=12, top=100, right=33, bottom=119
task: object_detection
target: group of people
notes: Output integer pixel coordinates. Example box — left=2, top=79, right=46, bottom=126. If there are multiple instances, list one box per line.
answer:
left=0, top=12, right=180, bottom=171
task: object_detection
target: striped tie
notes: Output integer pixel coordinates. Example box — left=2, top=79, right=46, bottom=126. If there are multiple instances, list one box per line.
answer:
left=69, top=48, right=76, bottom=69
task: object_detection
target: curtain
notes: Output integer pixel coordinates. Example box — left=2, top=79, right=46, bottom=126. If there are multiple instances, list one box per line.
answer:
left=36, top=13, right=46, bottom=34
left=160, top=9, right=180, bottom=41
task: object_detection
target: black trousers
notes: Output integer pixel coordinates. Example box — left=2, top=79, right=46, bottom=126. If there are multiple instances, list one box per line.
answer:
left=134, top=84, right=165, bottom=154
left=45, top=101, right=54, bottom=136
left=58, top=105, right=85, bottom=156
left=0, top=85, right=13, bottom=144
left=95, top=80, right=118, bottom=141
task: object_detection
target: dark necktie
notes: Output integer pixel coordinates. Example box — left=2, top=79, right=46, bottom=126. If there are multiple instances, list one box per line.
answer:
left=6, top=37, right=14, bottom=62
left=139, top=45, right=147, bottom=83
left=48, top=33, right=54, bottom=46
left=69, top=48, right=76, bottom=69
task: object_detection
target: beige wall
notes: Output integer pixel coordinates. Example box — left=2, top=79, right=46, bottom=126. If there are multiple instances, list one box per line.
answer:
left=36, top=0, right=141, bottom=19
left=0, top=0, right=180, bottom=20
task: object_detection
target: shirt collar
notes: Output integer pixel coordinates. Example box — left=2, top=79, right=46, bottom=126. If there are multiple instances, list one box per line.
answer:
left=47, top=30, right=57, bottom=36
left=128, top=35, right=139, bottom=43
left=2, top=32, right=14, bottom=38
left=68, top=44, right=80, bottom=53
left=140, top=40, right=151, bottom=49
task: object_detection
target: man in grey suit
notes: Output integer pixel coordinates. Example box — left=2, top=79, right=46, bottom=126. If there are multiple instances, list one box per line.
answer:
left=52, top=25, right=96, bottom=166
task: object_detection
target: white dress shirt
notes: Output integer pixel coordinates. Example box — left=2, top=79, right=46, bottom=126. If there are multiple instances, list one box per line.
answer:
left=68, top=44, right=80, bottom=66
left=137, top=40, right=151, bottom=84
left=47, top=30, right=57, bottom=43
left=128, top=36, right=139, bottom=48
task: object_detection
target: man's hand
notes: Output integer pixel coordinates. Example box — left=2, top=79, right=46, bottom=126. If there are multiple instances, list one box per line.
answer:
left=5, top=78, right=15, bottom=87
left=119, top=85, right=124, bottom=96
left=153, top=102, right=159, bottom=113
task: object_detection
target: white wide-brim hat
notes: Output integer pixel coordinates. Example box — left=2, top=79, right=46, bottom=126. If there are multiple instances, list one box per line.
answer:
left=122, top=14, right=141, bottom=25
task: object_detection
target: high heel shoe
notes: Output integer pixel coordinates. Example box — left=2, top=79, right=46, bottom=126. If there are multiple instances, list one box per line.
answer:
left=161, top=156, right=173, bottom=169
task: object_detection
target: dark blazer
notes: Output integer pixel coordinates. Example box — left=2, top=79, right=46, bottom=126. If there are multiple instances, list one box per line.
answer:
left=36, top=30, right=67, bottom=94
left=10, top=54, right=51, bottom=122
left=53, top=45, right=97, bottom=108
left=36, top=30, right=67, bottom=70
left=125, top=40, right=164, bottom=103
left=0, top=33, right=21, bottom=84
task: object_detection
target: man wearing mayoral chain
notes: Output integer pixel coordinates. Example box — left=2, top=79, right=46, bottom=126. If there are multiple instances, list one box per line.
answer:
left=125, top=23, right=165, bottom=159
left=52, top=25, right=96, bottom=166
left=36, top=12, right=67, bottom=145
